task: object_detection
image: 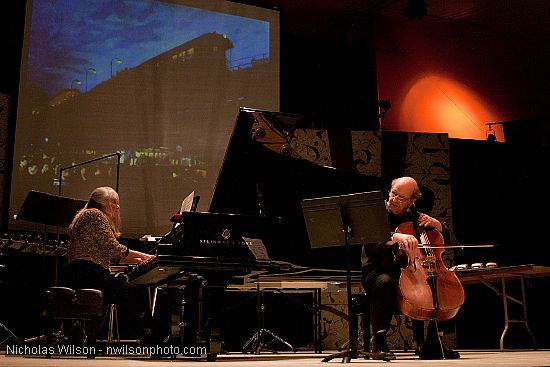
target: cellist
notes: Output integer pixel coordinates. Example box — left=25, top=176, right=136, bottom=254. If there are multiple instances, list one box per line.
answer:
left=360, top=176, right=460, bottom=360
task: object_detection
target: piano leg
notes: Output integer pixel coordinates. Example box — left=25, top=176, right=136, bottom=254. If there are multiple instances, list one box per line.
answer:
left=178, top=279, right=203, bottom=351
left=155, top=277, right=223, bottom=361
left=203, top=282, right=226, bottom=362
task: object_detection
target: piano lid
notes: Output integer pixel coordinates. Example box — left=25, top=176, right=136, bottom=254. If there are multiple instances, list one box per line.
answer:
left=209, top=107, right=385, bottom=270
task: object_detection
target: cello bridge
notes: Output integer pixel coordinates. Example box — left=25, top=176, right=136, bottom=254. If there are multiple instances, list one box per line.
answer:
left=421, top=256, right=437, bottom=272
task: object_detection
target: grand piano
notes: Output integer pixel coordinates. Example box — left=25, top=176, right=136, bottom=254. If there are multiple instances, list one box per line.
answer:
left=127, top=107, right=385, bottom=360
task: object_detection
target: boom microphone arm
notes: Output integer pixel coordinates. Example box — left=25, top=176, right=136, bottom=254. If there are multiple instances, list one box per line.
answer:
left=58, top=152, right=122, bottom=196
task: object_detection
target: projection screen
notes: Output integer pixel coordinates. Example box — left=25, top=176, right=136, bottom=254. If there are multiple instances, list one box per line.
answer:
left=10, top=0, right=280, bottom=237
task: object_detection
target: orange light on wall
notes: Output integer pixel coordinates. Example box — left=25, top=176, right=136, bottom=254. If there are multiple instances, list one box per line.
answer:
left=399, top=75, right=503, bottom=141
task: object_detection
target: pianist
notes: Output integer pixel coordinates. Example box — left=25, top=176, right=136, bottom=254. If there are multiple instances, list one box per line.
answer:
left=64, top=186, right=155, bottom=343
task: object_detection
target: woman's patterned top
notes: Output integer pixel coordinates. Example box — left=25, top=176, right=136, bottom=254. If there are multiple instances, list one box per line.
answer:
left=68, top=208, right=128, bottom=270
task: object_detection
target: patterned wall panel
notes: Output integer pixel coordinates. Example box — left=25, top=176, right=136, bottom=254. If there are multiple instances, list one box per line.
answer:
left=320, top=285, right=413, bottom=352
left=320, top=287, right=353, bottom=350
left=351, top=130, right=382, bottom=177
left=403, top=132, right=450, bottom=174
left=249, top=111, right=332, bottom=166
left=320, top=284, right=362, bottom=350
left=402, top=132, right=452, bottom=221
left=291, top=129, right=332, bottom=166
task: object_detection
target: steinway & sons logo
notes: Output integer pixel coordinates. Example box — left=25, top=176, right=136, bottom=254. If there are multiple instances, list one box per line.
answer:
left=199, top=228, right=234, bottom=244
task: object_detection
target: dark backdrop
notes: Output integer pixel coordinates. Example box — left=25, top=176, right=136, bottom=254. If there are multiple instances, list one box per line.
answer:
left=449, top=139, right=550, bottom=349
left=1, top=0, right=549, bottom=351
left=0, top=2, right=25, bottom=96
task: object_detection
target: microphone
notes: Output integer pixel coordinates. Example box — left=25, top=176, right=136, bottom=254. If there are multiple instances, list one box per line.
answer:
left=58, top=152, right=122, bottom=195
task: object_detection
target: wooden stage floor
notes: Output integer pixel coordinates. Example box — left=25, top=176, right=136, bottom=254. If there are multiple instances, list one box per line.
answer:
left=1, top=350, right=549, bottom=366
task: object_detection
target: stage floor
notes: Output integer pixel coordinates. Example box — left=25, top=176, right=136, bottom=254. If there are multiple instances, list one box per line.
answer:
left=1, top=350, right=549, bottom=366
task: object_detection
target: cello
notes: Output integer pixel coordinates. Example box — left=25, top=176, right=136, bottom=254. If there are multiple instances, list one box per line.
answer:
left=395, top=208, right=465, bottom=322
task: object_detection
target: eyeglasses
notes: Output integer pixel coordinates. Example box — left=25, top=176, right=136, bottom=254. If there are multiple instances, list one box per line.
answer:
left=389, top=190, right=410, bottom=203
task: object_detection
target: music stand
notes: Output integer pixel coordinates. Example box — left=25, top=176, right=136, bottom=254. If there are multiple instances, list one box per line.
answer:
left=301, top=191, right=389, bottom=363
left=17, top=191, right=87, bottom=228
left=16, top=191, right=87, bottom=284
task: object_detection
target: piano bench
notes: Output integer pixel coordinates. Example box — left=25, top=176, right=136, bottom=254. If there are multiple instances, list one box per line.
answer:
left=42, top=286, right=105, bottom=358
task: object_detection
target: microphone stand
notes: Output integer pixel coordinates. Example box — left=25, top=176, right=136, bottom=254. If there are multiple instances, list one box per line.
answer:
left=54, top=152, right=122, bottom=284
left=58, top=152, right=122, bottom=196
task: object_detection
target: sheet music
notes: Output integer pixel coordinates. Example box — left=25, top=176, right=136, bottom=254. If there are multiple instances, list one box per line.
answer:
left=180, top=190, right=195, bottom=213
left=243, top=237, right=269, bottom=261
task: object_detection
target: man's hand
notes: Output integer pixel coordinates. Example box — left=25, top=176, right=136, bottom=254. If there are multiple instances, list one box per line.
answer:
left=417, top=213, right=443, bottom=232
left=392, top=232, right=418, bottom=251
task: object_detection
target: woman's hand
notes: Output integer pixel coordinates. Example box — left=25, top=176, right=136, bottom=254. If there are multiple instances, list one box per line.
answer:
left=136, top=252, right=155, bottom=264
left=120, top=249, right=155, bottom=264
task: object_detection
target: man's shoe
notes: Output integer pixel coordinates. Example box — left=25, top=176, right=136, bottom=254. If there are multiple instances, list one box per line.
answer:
left=370, top=349, right=396, bottom=361
left=418, top=340, right=460, bottom=359
left=369, top=333, right=396, bottom=361
left=414, top=341, right=423, bottom=356
left=442, top=342, right=460, bottom=359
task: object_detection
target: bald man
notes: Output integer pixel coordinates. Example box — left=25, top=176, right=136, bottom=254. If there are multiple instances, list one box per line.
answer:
left=361, top=177, right=459, bottom=360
